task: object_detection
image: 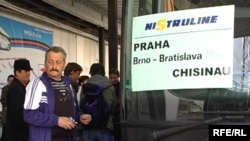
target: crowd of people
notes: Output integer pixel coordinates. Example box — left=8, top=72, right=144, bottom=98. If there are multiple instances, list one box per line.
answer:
left=0, top=46, right=121, bottom=141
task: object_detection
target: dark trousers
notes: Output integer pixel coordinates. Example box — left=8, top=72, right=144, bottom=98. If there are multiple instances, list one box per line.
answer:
left=112, top=115, right=121, bottom=141
left=1, top=125, right=6, bottom=141
left=113, top=123, right=121, bottom=141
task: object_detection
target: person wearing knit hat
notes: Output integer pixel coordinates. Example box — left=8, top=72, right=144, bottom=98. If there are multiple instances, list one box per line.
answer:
left=80, top=63, right=116, bottom=141
left=89, top=63, right=105, bottom=76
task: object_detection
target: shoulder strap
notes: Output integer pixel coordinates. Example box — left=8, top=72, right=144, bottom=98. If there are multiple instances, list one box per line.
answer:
left=83, top=83, right=103, bottom=96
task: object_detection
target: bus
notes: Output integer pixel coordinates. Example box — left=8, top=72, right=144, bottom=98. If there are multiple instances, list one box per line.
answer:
left=120, top=0, right=250, bottom=141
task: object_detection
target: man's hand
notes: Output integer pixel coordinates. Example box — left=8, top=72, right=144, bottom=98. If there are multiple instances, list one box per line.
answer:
left=58, top=116, right=77, bottom=130
left=80, top=114, right=91, bottom=125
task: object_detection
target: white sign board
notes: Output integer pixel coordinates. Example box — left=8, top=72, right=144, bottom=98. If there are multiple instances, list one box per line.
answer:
left=131, top=5, right=234, bottom=92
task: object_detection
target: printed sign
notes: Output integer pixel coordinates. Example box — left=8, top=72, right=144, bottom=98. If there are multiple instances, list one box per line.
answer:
left=131, top=5, right=234, bottom=91
left=0, top=16, right=53, bottom=89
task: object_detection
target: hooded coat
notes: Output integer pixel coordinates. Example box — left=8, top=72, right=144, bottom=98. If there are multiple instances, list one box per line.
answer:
left=84, top=74, right=116, bottom=131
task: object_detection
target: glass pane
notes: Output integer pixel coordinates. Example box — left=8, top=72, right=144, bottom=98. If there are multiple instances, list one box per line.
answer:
left=121, top=0, right=250, bottom=141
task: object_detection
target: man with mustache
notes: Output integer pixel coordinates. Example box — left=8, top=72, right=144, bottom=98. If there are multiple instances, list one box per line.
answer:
left=23, top=46, right=91, bottom=141
left=50, top=68, right=59, bottom=72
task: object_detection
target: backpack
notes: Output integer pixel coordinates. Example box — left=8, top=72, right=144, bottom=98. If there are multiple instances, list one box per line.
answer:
left=80, top=83, right=110, bottom=129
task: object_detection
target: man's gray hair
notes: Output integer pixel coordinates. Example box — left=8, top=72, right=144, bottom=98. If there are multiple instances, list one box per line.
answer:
left=45, top=46, right=67, bottom=61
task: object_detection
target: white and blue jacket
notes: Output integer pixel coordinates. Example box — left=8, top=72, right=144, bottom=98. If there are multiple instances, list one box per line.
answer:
left=23, top=72, right=78, bottom=141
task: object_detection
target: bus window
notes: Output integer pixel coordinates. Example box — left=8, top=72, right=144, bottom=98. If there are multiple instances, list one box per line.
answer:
left=121, top=0, right=250, bottom=141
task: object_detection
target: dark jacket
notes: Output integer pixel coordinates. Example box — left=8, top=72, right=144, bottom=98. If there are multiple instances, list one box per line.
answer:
left=6, top=78, right=29, bottom=141
left=112, top=81, right=121, bottom=117
left=1, top=85, right=9, bottom=125
left=71, top=81, right=80, bottom=110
